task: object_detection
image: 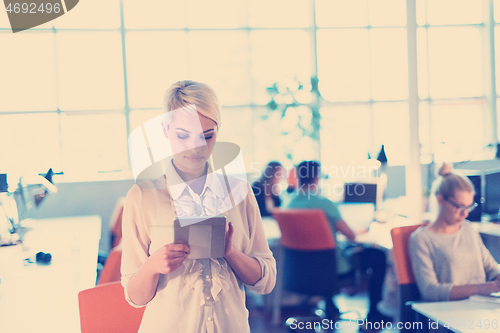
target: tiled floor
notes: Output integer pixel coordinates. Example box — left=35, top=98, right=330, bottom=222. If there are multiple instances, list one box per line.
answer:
left=248, top=290, right=400, bottom=333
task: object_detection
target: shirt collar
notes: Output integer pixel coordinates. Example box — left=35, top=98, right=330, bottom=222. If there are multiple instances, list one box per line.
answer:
left=165, top=159, right=226, bottom=200
left=204, top=164, right=226, bottom=198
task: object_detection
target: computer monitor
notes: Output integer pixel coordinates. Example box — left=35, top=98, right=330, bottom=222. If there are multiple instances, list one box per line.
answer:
left=344, top=183, right=378, bottom=206
left=465, top=174, right=482, bottom=222
left=11, top=171, right=57, bottom=220
left=483, top=169, right=500, bottom=216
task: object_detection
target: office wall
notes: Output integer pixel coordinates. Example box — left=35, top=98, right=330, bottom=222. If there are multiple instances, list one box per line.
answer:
left=453, top=159, right=500, bottom=172
left=420, top=159, right=500, bottom=196
left=385, top=165, right=406, bottom=199
left=24, top=166, right=407, bottom=252
left=25, top=159, right=500, bottom=252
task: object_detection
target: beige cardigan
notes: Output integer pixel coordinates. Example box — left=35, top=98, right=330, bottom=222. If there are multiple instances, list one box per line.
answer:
left=121, top=167, right=276, bottom=333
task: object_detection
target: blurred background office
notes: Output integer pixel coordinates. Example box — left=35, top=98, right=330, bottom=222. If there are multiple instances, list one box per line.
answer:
left=4, top=0, right=500, bottom=249
left=6, top=1, right=500, bottom=332
left=3, top=0, right=500, bottom=266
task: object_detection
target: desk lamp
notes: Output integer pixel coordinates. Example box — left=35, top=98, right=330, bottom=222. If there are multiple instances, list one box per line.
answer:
left=0, top=169, right=58, bottom=245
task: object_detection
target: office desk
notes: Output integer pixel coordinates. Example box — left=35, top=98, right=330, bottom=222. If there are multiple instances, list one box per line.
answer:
left=473, top=221, right=500, bottom=237
left=353, top=220, right=395, bottom=250
left=262, top=215, right=410, bottom=251
left=471, top=222, right=500, bottom=262
left=262, top=216, right=281, bottom=240
left=260, top=217, right=283, bottom=325
left=0, top=215, right=101, bottom=333
left=412, top=300, right=500, bottom=333
left=261, top=215, right=413, bottom=325
left=261, top=213, right=422, bottom=325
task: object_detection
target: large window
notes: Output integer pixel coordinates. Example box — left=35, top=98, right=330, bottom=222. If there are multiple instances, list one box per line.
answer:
left=316, top=0, right=410, bottom=167
left=417, top=0, right=492, bottom=164
left=1, top=0, right=499, bottom=182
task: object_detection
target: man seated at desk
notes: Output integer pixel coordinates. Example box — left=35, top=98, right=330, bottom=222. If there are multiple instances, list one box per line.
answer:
left=287, top=160, right=392, bottom=324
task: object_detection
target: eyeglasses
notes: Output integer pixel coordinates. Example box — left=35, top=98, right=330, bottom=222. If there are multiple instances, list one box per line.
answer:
left=445, top=198, right=478, bottom=214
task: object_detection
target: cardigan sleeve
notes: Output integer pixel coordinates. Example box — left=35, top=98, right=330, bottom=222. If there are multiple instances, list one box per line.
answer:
left=241, top=182, right=277, bottom=295
left=120, top=184, right=151, bottom=308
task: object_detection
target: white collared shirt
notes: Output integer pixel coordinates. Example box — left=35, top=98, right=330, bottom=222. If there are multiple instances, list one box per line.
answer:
left=167, top=161, right=228, bottom=218
left=121, top=160, right=276, bottom=333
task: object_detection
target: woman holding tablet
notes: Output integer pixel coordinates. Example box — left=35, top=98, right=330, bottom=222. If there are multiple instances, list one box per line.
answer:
left=409, top=163, right=500, bottom=302
left=121, top=80, right=276, bottom=332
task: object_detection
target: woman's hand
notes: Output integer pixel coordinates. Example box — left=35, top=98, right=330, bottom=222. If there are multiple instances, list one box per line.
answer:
left=478, top=280, right=500, bottom=296
left=223, top=221, right=262, bottom=285
left=146, top=243, right=190, bottom=275
left=224, top=222, right=234, bottom=257
left=450, top=281, right=500, bottom=300
left=126, top=243, right=190, bottom=306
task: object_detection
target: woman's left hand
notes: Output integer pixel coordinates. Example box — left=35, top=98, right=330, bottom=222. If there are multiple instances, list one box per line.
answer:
left=224, top=222, right=234, bottom=256
left=222, top=221, right=262, bottom=285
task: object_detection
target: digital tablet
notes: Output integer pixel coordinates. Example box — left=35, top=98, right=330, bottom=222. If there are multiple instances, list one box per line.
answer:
left=174, top=215, right=227, bottom=259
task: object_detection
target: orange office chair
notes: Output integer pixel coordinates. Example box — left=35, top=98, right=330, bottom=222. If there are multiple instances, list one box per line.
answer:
left=97, top=198, right=125, bottom=284
left=273, top=209, right=347, bottom=322
left=97, top=247, right=122, bottom=285
left=78, top=281, right=145, bottom=333
left=391, top=224, right=427, bottom=333
left=286, top=167, right=298, bottom=193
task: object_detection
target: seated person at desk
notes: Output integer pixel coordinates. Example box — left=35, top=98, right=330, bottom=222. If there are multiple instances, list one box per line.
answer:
left=410, top=163, right=500, bottom=302
left=287, top=160, right=392, bottom=323
left=252, top=161, right=283, bottom=217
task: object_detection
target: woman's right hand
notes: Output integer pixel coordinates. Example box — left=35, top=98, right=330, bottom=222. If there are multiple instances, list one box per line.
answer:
left=478, top=280, right=500, bottom=296
left=146, top=243, right=190, bottom=275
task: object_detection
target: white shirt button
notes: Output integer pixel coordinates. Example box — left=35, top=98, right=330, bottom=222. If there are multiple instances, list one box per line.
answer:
left=206, top=296, right=211, bottom=301
left=205, top=275, right=210, bottom=280
left=207, top=317, right=212, bottom=321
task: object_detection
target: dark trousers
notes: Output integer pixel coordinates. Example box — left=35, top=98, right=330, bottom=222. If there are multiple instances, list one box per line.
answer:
left=356, top=247, right=387, bottom=312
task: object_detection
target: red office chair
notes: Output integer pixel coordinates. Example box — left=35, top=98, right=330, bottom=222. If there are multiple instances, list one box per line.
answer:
left=391, top=224, right=428, bottom=333
left=97, top=247, right=122, bottom=285
left=273, top=209, right=349, bottom=322
left=96, top=198, right=125, bottom=283
left=286, top=167, right=298, bottom=193
left=78, top=281, right=145, bottom=333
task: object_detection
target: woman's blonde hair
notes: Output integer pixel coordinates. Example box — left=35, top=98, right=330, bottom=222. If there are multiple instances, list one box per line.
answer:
left=433, top=162, right=474, bottom=199
left=163, top=80, right=221, bottom=127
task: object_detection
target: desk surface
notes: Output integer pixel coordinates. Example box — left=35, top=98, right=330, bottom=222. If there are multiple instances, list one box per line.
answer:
left=473, top=222, right=500, bottom=237
left=262, top=214, right=419, bottom=250
left=412, top=300, right=500, bottom=333
left=0, top=215, right=101, bottom=333
left=261, top=217, right=281, bottom=239
left=261, top=213, right=421, bottom=325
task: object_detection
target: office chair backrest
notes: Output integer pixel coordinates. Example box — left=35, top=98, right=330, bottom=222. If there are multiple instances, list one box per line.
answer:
left=273, top=209, right=335, bottom=251
left=391, top=224, right=425, bottom=285
left=391, top=223, right=427, bottom=333
left=273, top=208, right=340, bottom=297
left=97, top=248, right=122, bottom=285
left=287, top=167, right=298, bottom=192
left=78, top=281, right=145, bottom=333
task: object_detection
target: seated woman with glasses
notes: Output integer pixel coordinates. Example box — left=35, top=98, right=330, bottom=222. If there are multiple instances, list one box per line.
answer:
left=409, top=162, right=500, bottom=302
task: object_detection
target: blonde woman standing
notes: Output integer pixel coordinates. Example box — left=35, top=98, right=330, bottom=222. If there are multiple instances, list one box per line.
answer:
left=121, top=81, right=276, bottom=333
